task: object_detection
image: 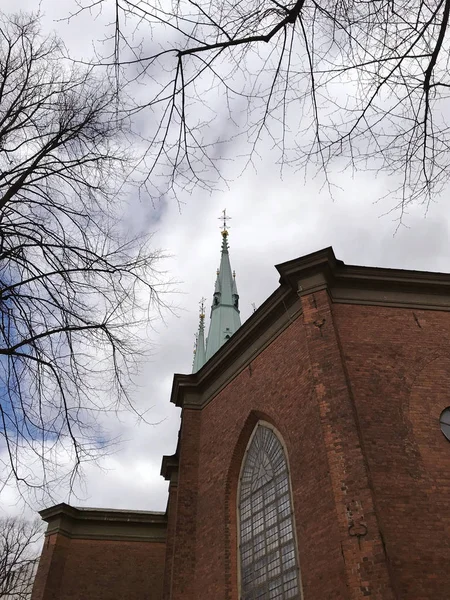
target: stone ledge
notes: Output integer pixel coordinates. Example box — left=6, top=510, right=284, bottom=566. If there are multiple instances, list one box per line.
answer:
left=40, top=503, right=167, bottom=542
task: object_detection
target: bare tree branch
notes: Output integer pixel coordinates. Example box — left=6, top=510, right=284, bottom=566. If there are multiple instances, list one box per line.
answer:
left=0, top=11, right=168, bottom=501
left=65, top=0, right=450, bottom=213
left=0, top=517, right=42, bottom=600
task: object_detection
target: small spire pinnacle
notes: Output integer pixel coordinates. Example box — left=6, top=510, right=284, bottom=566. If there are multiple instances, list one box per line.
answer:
left=219, top=208, right=231, bottom=237
left=192, top=298, right=207, bottom=373
left=192, top=332, right=198, bottom=363
left=199, top=297, right=206, bottom=318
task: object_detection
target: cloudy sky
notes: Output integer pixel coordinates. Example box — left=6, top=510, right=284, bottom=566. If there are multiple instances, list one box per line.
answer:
left=2, top=0, right=450, bottom=522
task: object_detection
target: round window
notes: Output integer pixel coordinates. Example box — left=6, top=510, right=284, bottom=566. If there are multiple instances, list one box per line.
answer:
left=439, top=408, right=450, bottom=441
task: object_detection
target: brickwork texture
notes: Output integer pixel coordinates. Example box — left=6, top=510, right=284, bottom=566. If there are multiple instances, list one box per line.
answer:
left=32, top=535, right=165, bottom=600
left=167, top=294, right=450, bottom=599
left=32, top=290, right=450, bottom=599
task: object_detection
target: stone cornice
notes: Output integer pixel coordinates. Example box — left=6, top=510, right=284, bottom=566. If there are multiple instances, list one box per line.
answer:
left=277, top=246, right=450, bottom=308
left=39, top=503, right=167, bottom=542
left=171, top=246, right=450, bottom=411
left=160, top=453, right=179, bottom=482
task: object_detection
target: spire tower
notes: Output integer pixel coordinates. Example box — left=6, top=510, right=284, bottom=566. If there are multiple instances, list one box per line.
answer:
left=205, top=210, right=241, bottom=361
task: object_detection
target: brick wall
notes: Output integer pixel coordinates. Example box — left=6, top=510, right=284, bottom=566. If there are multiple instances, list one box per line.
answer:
left=32, top=534, right=165, bottom=600
left=171, top=292, right=450, bottom=599
left=180, top=312, right=349, bottom=600
left=162, top=479, right=178, bottom=600
left=167, top=410, right=202, bottom=600
left=33, top=289, right=450, bottom=600
left=335, top=303, right=450, bottom=599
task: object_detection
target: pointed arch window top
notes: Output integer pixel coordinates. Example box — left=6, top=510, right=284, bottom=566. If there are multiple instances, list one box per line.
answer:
left=238, top=424, right=301, bottom=600
left=241, top=426, right=288, bottom=496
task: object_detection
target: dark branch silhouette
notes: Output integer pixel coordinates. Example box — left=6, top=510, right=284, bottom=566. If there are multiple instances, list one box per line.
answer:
left=0, top=12, right=167, bottom=500
left=69, top=0, right=450, bottom=214
left=0, top=517, right=42, bottom=599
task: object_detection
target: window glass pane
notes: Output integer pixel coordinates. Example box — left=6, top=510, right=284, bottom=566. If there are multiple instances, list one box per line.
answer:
left=440, top=408, right=450, bottom=440
left=442, top=422, right=450, bottom=439
left=238, top=425, right=301, bottom=599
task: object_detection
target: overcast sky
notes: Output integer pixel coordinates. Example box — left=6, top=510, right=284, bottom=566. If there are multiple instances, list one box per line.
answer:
left=2, top=1, right=450, bottom=522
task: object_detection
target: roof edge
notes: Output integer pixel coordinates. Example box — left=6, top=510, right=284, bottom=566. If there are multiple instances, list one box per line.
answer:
left=172, top=245, right=450, bottom=409
left=39, top=502, right=166, bottom=523
left=170, top=283, right=295, bottom=408
left=39, top=502, right=167, bottom=542
left=160, top=453, right=179, bottom=481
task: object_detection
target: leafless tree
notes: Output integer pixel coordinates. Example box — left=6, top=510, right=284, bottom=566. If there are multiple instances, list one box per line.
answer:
left=69, top=0, right=450, bottom=215
left=0, top=518, right=42, bottom=599
left=0, top=12, right=166, bottom=499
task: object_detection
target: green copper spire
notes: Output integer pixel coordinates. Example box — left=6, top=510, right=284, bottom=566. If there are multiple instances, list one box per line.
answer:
left=205, top=211, right=241, bottom=361
left=192, top=299, right=206, bottom=373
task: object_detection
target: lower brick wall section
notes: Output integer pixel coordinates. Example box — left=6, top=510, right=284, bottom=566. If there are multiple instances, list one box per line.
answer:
left=334, top=303, right=450, bottom=599
left=32, top=532, right=70, bottom=600
left=32, top=535, right=166, bottom=600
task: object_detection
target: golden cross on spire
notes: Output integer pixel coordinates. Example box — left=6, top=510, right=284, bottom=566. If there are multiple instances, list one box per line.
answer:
left=219, top=208, right=231, bottom=235
left=199, top=297, right=206, bottom=318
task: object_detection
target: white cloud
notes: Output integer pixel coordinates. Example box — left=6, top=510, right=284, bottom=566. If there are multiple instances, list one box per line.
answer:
left=2, top=0, right=450, bottom=519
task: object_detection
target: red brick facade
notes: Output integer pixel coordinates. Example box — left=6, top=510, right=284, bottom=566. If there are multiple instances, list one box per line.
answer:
left=33, top=536, right=165, bottom=600
left=32, top=506, right=166, bottom=600
left=33, top=248, right=450, bottom=599
left=334, top=303, right=450, bottom=598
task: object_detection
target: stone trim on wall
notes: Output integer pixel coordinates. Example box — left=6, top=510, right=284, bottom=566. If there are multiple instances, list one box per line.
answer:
left=161, top=453, right=179, bottom=482
left=40, top=503, right=167, bottom=543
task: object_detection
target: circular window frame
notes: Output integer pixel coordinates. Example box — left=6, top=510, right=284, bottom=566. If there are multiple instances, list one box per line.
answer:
left=439, top=408, right=450, bottom=441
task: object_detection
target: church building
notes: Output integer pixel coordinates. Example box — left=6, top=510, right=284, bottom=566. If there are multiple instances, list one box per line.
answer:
left=31, top=222, right=450, bottom=600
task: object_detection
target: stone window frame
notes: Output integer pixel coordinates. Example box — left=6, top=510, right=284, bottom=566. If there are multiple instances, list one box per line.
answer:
left=237, top=421, right=303, bottom=600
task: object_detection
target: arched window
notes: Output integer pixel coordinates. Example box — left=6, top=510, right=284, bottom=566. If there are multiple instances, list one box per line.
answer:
left=238, top=423, right=301, bottom=599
